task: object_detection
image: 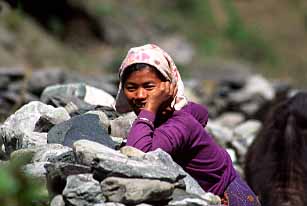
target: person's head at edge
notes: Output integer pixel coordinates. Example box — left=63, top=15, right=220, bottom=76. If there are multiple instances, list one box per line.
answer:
left=114, top=44, right=188, bottom=117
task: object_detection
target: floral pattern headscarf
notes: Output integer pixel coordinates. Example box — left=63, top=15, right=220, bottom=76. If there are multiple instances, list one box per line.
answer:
left=114, top=44, right=188, bottom=113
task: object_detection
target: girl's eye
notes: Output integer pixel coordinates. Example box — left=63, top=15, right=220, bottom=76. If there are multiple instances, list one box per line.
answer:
left=145, top=85, right=155, bottom=90
left=125, top=86, right=136, bottom=92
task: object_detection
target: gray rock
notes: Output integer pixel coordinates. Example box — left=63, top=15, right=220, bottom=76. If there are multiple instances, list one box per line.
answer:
left=101, top=177, right=174, bottom=204
left=95, top=106, right=121, bottom=120
left=41, top=83, right=115, bottom=108
left=92, top=146, right=184, bottom=183
left=48, top=113, right=116, bottom=148
left=63, top=174, right=104, bottom=206
left=22, top=161, right=48, bottom=181
left=0, top=75, right=10, bottom=90
left=145, top=149, right=206, bottom=196
left=233, top=120, right=261, bottom=143
left=119, top=146, right=145, bottom=158
left=48, top=150, right=76, bottom=164
left=63, top=98, right=98, bottom=116
left=110, top=136, right=125, bottom=148
left=73, top=139, right=122, bottom=166
left=45, top=162, right=91, bottom=197
left=10, top=144, right=71, bottom=163
left=199, top=191, right=222, bottom=205
left=184, top=86, right=202, bottom=104
left=205, top=121, right=233, bottom=147
left=240, top=102, right=261, bottom=117
left=41, top=83, right=87, bottom=104
left=32, top=144, right=72, bottom=163
left=229, top=75, right=275, bottom=103
left=109, top=112, right=136, bottom=138
left=0, top=126, right=24, bottom=158
left=34, top=115, right=63, bottom=133
left=226, top=148, right=237, bottom=164
left=85, top=110, right=110, bottom=131
left=213, top=112, right=245, bottom=129
left=23, top=132, right=48, bottom=148
left=0, top=67, right=25, bottom=79
left=231, top=120, right=262, bottom=160
left=82, top=84, right=115, bottom=108
left=28, top=69, right=66, bottom=95
left=64, top=73, right=118, bottom=97
left=1, top=129, right=49, bottom=157
left=2, top=101, right=70, bottom=135
left=50, top=195, right=65, bottom=206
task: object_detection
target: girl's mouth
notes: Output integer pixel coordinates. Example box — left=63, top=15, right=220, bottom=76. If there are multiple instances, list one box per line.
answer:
left=134, top=104, right=145, bottom=110
left=133, top=102, right=146, bottom=109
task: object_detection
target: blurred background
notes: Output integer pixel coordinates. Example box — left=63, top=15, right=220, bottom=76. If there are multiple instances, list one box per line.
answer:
left=0, top=0, right=306, bottom=84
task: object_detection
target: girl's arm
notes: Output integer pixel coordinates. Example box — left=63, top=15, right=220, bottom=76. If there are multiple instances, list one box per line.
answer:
left=126, top=110, right=189, bottom=155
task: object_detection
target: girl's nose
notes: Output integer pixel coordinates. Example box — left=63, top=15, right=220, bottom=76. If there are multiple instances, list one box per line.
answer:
left=136, top=88, right=147, bottom=99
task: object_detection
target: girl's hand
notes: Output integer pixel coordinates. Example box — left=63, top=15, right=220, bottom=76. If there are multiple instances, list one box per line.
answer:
left=145, top=81, right=178, bottom=114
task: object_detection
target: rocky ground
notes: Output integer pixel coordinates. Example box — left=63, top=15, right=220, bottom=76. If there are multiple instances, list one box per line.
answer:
left=0, top=67, right=294, bottom=205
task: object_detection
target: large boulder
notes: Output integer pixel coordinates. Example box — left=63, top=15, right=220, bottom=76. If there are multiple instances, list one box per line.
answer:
left=2, top=101, right=70, bottom=135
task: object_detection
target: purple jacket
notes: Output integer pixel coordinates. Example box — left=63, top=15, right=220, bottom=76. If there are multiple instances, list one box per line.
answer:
left=126, top=102, right=236, bottom=195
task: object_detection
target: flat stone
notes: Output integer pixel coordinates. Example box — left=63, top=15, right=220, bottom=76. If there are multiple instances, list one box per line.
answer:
left=63, top=174, right=104, bottom=206
left=101, top=177, right=174, bottom=205
left=48, top=113, right=116, bottom=148
left=92, top=147, right=184, bottom=183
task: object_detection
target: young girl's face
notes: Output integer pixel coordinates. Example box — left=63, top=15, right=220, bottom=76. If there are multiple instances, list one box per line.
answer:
left=123, top=66, right=163, bottom=115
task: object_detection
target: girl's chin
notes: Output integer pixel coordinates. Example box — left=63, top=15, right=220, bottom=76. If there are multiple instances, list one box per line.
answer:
left=133, top=108, right=143, bottom=115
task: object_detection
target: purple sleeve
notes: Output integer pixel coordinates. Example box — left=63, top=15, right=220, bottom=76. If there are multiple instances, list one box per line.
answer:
left=187, top=102, right=209, bottom=127
left=126, top=110, right=188, bottom=155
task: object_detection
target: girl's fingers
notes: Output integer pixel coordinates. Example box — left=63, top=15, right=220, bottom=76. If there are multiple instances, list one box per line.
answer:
left=164, top=81, right=170, bottom=94
left=173, top=84, right=178, bottom=98
left=159, top=82, right=165, bottom=91
left=169, top=83, right=174, bottom=95
left=156, top=81, right=177, bottom=101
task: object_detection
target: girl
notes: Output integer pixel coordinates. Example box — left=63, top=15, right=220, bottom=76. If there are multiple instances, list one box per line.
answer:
left=114, top=44, right=260, bottom=206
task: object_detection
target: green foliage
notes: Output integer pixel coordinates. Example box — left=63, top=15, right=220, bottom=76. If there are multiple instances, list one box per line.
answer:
left=221, top=0, right=277, bottom=65
left=172, top=0, right=198, bottom=14
left=0, top=154, right=49, bottom=206
left=95, top=3, right=114, bottom=16
left=161, top=0, right=277, bottom=65
left=176, top=63, right=191, bottom=79
left=192, top=0, right=219, bottom=55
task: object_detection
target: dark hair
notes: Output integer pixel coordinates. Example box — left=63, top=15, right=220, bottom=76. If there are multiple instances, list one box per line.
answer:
left=121, top=63, right=167, bottom=85
left=245, top=91, right=307, bottom=206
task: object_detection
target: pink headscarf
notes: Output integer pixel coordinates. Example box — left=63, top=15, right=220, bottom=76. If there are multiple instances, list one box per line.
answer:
left=114, top=44, right=188, bottom=113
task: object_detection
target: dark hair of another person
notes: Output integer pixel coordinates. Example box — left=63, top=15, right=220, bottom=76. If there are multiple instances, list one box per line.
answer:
left=245, top=91, right=307, bottom=206
left=121, top=63, right=167, bottom=86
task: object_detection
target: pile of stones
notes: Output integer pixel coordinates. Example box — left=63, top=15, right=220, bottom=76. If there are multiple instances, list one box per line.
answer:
left=0, top=67, right=293, bottom=205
